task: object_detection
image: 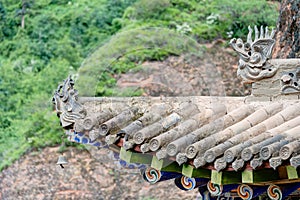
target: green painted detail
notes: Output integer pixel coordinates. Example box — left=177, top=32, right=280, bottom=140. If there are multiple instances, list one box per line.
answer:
left=254, top=169, right=279, bottom=182
left=161, top=162, right=182, bottom=173
left=211, top=170, right=241, bottom=185
left=222, top=171, right=241, bottom=184
left=243, top=169, right=279, bottom=183
left=242, top=170, right=253, bottom=183
left=130, top=152, right=152, bottom=164
left=182, top=164, right=211, bottom=178
left=211, top=170, right=222, bottom=185
left=192, top=168, right=211, bottom=179
left=120, top=147, right=132, bottom=163
left=151, top=156, right=175, bottom=170
left=287, top=165, right=298, bottom=179
left=151, top=156, right=164, bottom=170
left=182, top=164, right=193, bottom=177
left=119, top=147, right=152, bottom=164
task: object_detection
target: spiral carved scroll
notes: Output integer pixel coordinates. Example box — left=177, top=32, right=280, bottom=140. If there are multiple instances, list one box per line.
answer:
left=267, top=185, right=282, bottom=200
left=237, top=184, right=253, bottom=200
left=175, top=176, right=196, bottom=191
left=142, top=167, right=161, bottom=184
left=207, top=181, right=223, bottom=196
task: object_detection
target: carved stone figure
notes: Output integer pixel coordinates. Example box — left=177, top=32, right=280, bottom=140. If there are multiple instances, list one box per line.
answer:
left=281, top=67, right=300, bottom=94
left=52, top=76, right=86, bottom=127
left=230, top=26, right=277, bottom=83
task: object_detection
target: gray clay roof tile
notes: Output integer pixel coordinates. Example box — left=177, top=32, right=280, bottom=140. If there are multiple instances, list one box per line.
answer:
left=68, top=96, right=300, bottom=172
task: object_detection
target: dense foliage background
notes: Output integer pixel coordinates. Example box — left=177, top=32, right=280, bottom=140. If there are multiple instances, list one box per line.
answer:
left=0, top=0, right=278, bottom=170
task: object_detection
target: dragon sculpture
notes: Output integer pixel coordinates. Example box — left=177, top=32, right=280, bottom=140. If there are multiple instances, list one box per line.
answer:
left=52, top=76, right=87, bottom=128
left=230, top=26, right=276, bottom=83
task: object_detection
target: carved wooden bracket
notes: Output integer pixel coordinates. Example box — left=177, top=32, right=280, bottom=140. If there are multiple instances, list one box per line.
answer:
left=230, top=26, right=277, bottom=83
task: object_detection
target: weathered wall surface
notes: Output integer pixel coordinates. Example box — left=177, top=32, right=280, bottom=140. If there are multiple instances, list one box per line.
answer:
left=0, top=147, right=198, bottom=200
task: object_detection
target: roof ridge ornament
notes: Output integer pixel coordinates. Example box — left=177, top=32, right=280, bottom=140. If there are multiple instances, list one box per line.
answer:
left=280, top=67, right=300, bottom=94
left=230, top=26, right=277, bottom=83
left=52, top=76, right=86, bottom=128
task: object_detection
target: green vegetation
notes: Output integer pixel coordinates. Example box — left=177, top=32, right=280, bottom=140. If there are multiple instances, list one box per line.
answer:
left=77, top=27, right=203, bottom=96
left=0, top=0, right=278, bottom=170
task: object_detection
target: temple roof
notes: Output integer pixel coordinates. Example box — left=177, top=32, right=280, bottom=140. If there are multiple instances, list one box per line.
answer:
left=53, top=82, right=300, bottom=198
left=63, top=95, right=300, bottom=172
left=53, top=26, right=300, bottom=199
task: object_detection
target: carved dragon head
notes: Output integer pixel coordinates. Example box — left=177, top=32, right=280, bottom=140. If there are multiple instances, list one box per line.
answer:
left=230, top=26, right=277, bottom=83
left=52, top=76, right=86, bottom=128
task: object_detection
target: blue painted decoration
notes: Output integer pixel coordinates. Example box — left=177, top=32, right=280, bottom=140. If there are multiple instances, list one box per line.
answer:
left=65, top=129, right=107, bottom=147
left=175, top=176, right=209, bottom=191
